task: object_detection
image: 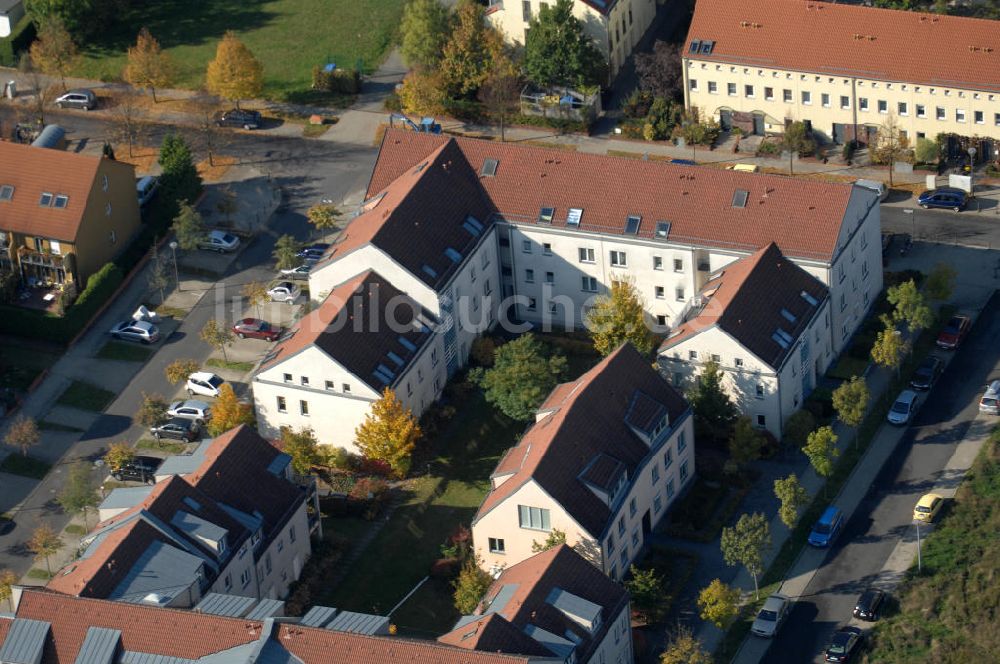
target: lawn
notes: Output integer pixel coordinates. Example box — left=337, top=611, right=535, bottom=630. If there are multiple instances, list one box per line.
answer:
left=0, top=340, right=60, bottom=392
left=95, top=340, right=155, bottom=362
left=56, top=381, right=116, bottom=412
left=136, top=438, right=189, bottom=455
left=206, top=358, right=255, bottom=372
left=70, top=0, right=405, bottom=101
left=0, top=454, right=52, bottom=479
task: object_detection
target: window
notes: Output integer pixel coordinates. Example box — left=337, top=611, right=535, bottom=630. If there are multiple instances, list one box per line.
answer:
left=801, top=91, right=812, bottom=105
left=631, top=530, right=640, bottom=547
left=859, top=97, right=869, bottom=111
left=545, top=271, right=554, bottom=284
left=745, top=84, right=755, bottom=98
left=618, top=517, right=625, bottom=536
left=484, top=279, right=492, bottom=296
left=664, top=447, right=673, bottom=469
left=629, top=498, right=637, bottom=518
left=666, top=478, right=675, bottom=499
left=607, top=533, right=615, bottom=554
left=610, top=250, right=627, bottom=267
left=224, top=573, right=232, bottom=591
left=756, top=414, right=767, bottom=428
left=300, top=376, right=309, bottom=386
left=727, top=82, right=737, bottom=96
left=862, top=260, right=869, bottom=279
left=53, top=195, right=68, bottom=208
left=711, top=353, right=721, bottom=363
left=916, top=104, right=926, bottom=118
left=299, top=399, right=309, bottom=416
left=240, top=569, right=251, bottom=587
left=673, top=258, right=683, bottom=272
left=522, top=0, right=531, bottom=21
left=877, top=99, right=887, bottom=113
left=708, top=81, right=718, bottom=94
left=653, top=256, right=663, bottom=270
left=283, top=373, right=292, bottom=383
left=343, top=383, right=351, bottom=393
left=527, top=297, right=536, bottom=311
left=975, top=110, right=984, bottom=124
left=821, top=93, right=830, bottom=107
left=289, top=525, right=296, bottom=542
left=522, top=240, right=531, bottom=253
left=106, top=203, right=112, bottom=217
left=101, top=175, right=109, bottom=192
left=39, top=192, right=53, bottom=206
left=783, top=89, right=792, bottom=103
left=470, top=266, right=476, bottom=282
left=765, top=87, right=774, bottom=100
left=690, top=79, right=698, bottom=91
left=265, top=554, right=273, bottom=574
left=518, top=505, right=551, bottom=531
left=488, top=537, right=505, bottom=554
left=936, top=106, right=946, bottom=120
left=735, top=357, right=744, bottom=368
left=676, top=287, right=685, bottom=302
left=325, top=380, right=334, bottom=391
left=610, top=564, right=618, bottom=581
left=657, top=315, right=667, bottom=327
left=525, top=269, right=534, bottom=283
left=582, top=276, right=598, bottom=292
left=679, top=460, right=689, bottom=483
left=688, top=350, right=698, bottom=360
left=651, top=463, right=660, bottom=483
left=276, top=396, right=287, bottom=413
left=653, top=495, right=663, bottom=513
left=677, top=430, right=687, bottom=452
left=957, top=109, right=966, bottom=123
left=109, top=230, right=117, bottom=244
left=756, top=383, right=765, bottom=398
left=542, top=242, right=552, bottom=255
left=579, top=247, right=595, bottom=263
left=431, top=349, right=439, bottom=366
left=995, top=113, right=1000, bottom=126
left=655, top=286, right=665, bottom=299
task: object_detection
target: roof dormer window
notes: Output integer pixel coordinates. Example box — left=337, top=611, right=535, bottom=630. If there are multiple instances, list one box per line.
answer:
left=0, top=185, right=13, bottom=201
left=53, top=195, right=68, bottom=208
left=39, top=192, right=53, bottom=206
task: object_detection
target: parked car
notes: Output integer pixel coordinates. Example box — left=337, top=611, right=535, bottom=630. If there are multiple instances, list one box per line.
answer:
left=198, top=230, right=241, bottom=253
left=887, top=389, right=918, bottom=425
left=853, top=588, right=885, bottom=621
left=910, top=356, right=942, bottom=390
left=111, top=456, right=163, bottom=484
left=166, top=399, right=212, bottom=423
left=297, top=243, right=330, bottom=261
left=232, top=318, right=282, bottom=341
left=279, top=264, right=311, bottom=280
left=936, top=314, right=971, bottom=349
left=214, top=109, right=262, bottom=130
left=979, top=380, right=1000, bottom=415
left=186, top=372, right=226, bottom=398
left=268, top=282, right=301, bottom=303
left=54, top=88, right=97, bottom=110
left=824, top=626, right=864, bottom=662
left=855, top=178, right=889, bottom=202
left=808, top=506, right=844, bottom=547
left=109, top=319, right=160, bottom=344
left=913, top=493, right=944, bottom=522
left=918, top=187, right=967, bottom=211
left=136, top=175, right=159, bottom=207
left=751, top=594, right=790, bottom=638
left=669, top=158, right=697, bottom=166
left=150, top=417, right=200, bottom=442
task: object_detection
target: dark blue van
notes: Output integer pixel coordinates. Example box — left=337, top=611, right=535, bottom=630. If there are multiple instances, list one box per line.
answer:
left=808, top=506, right=844, bottom=547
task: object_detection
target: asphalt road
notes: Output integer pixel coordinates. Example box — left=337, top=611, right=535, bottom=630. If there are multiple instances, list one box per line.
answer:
left=760, top=291, right=1000, bottom=663
left=882, top=191, right=1000, bottom=250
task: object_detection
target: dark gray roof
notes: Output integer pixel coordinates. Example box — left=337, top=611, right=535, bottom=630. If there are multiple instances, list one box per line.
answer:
left=245, top=599, right=285, bottom=621
left=74, top=626, right=121, bottom=664
left=98, top=486, right=154, bottom=512
left=325, top=611, right=390, bottom=635
left=155, top=441, right=211, bottom=477
left=110, top=540, right=205, bottom=604
left=299, top=606, right=337, bottom=628
left=170, top=510, right=228, bottom=546
left=0, top=618, right=50, bottom=664
left=194, top=593, right=256, bottom=618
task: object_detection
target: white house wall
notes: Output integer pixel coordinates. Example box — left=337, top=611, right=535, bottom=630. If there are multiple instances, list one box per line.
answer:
left=309, top=245, right=440, bottom=313
left=255, top=502, right=311, bottom=600
left=585, top=606, right=634, bottom=664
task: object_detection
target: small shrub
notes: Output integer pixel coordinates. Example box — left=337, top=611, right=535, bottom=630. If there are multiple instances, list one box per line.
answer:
left=311, top=66, right=360, bottom=94
left=621, top=89, right=653, bottom=119
left=357, top=457, right=392, bottom=478
left=325, top=446, right=355, bottom=471
left=843, top=141, right=857, bottom=162
left=349, top=476, right=390, bottom=520
left=757, top=140, right=781, bottom=156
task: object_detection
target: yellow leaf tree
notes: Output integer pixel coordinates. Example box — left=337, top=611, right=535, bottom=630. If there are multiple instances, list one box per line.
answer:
left=207, top=383, right=255, bottom=437
left=354, top=388, right=421, bottom=478
left=584, top=277, right=655, bottom=356
left=124, top=28, right=174, bottom=102
left=205, top=31, right=263, bottom=108
left=29, top=17, right=78, bottom=90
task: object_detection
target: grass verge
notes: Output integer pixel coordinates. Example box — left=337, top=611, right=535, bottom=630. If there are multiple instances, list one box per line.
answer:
left=136, top=438, right=189, bottom=454
left=0, top=454, right=52, bottom=479
left=27, top=568, right=52, bottom=580
left=0, top=341, right=59, bottom=392
left=206, top=358, right=256, bottom=372
left=606, top=149, right=673, bottom=162
left=302, top=123, right=332, bottom=138
left=38, top=421, right=84, bottom=432
left=826, top=355, right=869, bottom=380
left=56, top=381, right=116, bottom=412
left=154, top=305, right=189, bottom=320
left=96, top=340, right=155, bottom=362
left=65, top=524, right=88, bottom=536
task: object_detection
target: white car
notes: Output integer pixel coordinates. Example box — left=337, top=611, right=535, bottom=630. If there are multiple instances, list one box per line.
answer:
left=166, top=399, right=213, bottom=423
left=751, top=594, right=790, bottom=638
left=198, top=230, right=241, bottom=253
left=279, top=264, right=311, bottom=280
left=887, top=389, right=918, bottom=426
left=186, top=372, right=226, bottom=398
left=268, top=281, right=301, bottom=303
left=109, top=319, right=160, bottom=344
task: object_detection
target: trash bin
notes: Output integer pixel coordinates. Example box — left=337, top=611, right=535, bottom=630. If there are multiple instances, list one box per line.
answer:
left=4, top=81, right=15, bottom=99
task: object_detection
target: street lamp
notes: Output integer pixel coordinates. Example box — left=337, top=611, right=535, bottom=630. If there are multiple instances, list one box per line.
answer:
left=169, top=241, right=180, bottom=292
left=968, top=146, right=977, bottom=198
left=902, top=208, right=915, bottom=239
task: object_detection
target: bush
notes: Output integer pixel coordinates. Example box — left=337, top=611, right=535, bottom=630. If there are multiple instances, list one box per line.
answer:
left=383, top=90, right=402, bottom=113
left=621, top=89, right=653, bottom=119
left=511, top=113, right=590, bottom=135
left=757, top=140, right=781, bottom=156
left=470, top=336, right=498, bottom=367
left=349, top=476, right=390, bottom=520
left=311, top=66, right=361, bottom=94
left=325, top=446, right=355, bottom=471
left=357, top=457, right=392, bottom=478
left=843, top=141, right=857, bottom=162
left=0, top=16, right=36, bottom=67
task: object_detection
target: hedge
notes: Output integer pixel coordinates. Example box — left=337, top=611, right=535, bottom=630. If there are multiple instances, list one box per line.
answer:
left=0, top=16, right=36, bottom=68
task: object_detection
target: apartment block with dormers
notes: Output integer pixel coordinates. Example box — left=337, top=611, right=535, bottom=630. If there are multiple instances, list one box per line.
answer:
left=683, top=0, right=1000, bottom=154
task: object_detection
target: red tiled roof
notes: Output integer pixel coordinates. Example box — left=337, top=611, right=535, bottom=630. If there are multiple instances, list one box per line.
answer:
left=474, top=344, right=689, bottom=536
left=368, top=130, right=855, bottom=261
left=0, top=617, right=11, bottom=644
left=660, top=243, right=828, bottom=369
left=686, top=0, right=1000, bottom=92
left=0, top=142, right=108, bottom=242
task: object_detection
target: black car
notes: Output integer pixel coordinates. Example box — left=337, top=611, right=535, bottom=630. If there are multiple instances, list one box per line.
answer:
left=825, top=626, right=863, bottom=662
left=111, top=456, right=163, bottom=484
left=853, top=588, right=885, bottom=621
left=910, top=356, right=942, bottom=391
left=150, top=417, right=200, bottom=442
left=214, top=108, right=262, bottom=130
left=297, top=243, right=330, bottom=261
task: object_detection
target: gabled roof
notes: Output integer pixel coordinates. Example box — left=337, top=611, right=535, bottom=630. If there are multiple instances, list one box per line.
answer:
left=0, top=142, right=113, bottom=242
left=474, top=344, right=690, bottom=536
left=686, top=0, right=1000, bottom=93
left=367, top=130, right=857, bottom=262
left=439, top=545, right=628, bottom=660
left=660, top=242, right=828, bottom=370
left=317, top=139, right=496, bottom=289
left=260, top=271, right=435, bottom=393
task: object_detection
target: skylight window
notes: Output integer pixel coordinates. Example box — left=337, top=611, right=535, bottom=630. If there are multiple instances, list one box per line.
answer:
left=421, top=265, right=438, bottom=279
left=413, top=161, right=428, bottom=174
left=376, top=363, right=395, bottom=380
left=700, top=40, right=715, bottom=55
left=800, top=290, right=819, bottom=306
left=444, top=247, right=462, bottom=263
left=53, top=195, right=68, bottom=208
left=39, top=192, right=53, bottom=206
left=625, top=215, right=642, bottom=234
left=771, top=331, right=790, bottom=349
left=398, top=336, right=417, bottom=352
left=655, top=221, right=671, bottom=239
left=780, top=308, right=797, bottom=323
left=481, top=158, right=499, bottom=177
left=732, top=190, right=749, bottom=208
left=566, top=208, right=583, bottom=226
left=538, top=207, right=555, bottom=224
left=462, top=215, right=484, bottom=237
left=387, top=351, right=405, bottom=367
left=372, top=369, right=392, bottom=385
left=0, top=185, right=12, bottom=201
left=689, top=40, right=702, bottom=53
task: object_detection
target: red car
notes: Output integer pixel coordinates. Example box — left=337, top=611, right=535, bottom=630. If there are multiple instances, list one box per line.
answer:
left=232, top=318, right=282, bottom=341
left=936, top=314, right=971, bottom=349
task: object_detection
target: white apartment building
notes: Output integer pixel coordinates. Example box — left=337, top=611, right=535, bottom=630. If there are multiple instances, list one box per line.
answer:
left=471, top=343, right=695, bottom=581
left=659, top=243, right=834, bottom=439
left=683, top=0, right=1000, bottom=154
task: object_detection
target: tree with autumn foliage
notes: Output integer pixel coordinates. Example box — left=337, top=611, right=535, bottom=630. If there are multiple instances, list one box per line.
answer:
left=124, top=28, right=174, bottom=102
left=29, top=16, right=77, bottom=90
left=585, top=278, right=656, bottom=356
left=4, top=415, right=39, bottom=456
left=354, top=388, right=421, bottom=478
left=280, top=427, right=322, bottom=476
left=439, top=0, right=506, bottom=98
left=207, top=384, right=254, bottom=437
left=205, top=31, right=263, bottom=108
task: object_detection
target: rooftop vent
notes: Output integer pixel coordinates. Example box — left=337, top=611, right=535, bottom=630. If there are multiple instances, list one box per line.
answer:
left=481, top=158, right=499, bottom=177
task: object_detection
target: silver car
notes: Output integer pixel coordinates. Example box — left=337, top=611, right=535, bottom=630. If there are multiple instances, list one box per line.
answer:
left=980, top=380, right=1000, bottom=415
left=751, top=594, right=790, bottom=638
left=109, top=319, right=160, bottom=344
left=268, top=281, right=301, bottom=303
left=166, top=399, right=213, bottom=423
left=54, top=88, right=97, bottom=110
left=198, top=230, right=241, bottom=253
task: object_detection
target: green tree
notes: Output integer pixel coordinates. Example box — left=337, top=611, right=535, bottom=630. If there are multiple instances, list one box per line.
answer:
left=272, top=234, right=300, bottom=270
left=200, top=319, right=234, bottom=363
left=774, top=474, right=810, bottom=529
left=148, top=245, right=170, bottom=304
left=159, top=133, right=202, bottom=205
left=242, top=281, right=269, bottom=319
left=29, top=16, right=77, bottom=89
left=625, top=565, right=665, bottom=621
left=205, top=31, right=263, bottom=107
left=171, top=201, right=204, bottom=251
left=585, top=278, right=655, bottom=356
left=871, top=112, right=911, bottom=187
left=469, top=333, right=567, bottom=421
left=888, top=279, right=933, bottom=333
left=453, top=558, right=492, bottom=614
left=524, top=0, right=604, bottom=89
left=306, top=203, right=341, bottom=235
left=720, top=512, right=771, bottom=599
left=686, top=361, right=738, bottom=445
left=832, top=375, right=870, bottom=429
left=398, top=70, right=449, bottom=116
left=28, top=524, right=62, bottom=576
left=781, top=121, right=816, bottom=174
left=804, top=426, right=839, bottom=494
left=439, top=0, right=505, bottom=96
left=400, top=0, right=451, bottom=70
left=697, top=578, right=740, bottom=628
left=165, top=358, right=199, bottom=385
left=280, top=426, right=322, bottom=476
left=4, top=415, right=39, bottom=456
left=729, top=416, right=764, bottom=468
left=660, top=626, right=711, bottom=664
left=354, top=388, right=422, bottom=478
left=915, top=137, right=939, bottom=164
left=925, top=263, right=957, bottom=302
left=871, top=323, right=909, bottom=378
left=679, top=112, right=720, bottom=160
left=783, top=409, right=816, bottom=448
left=135, top=392, right=168, bottom=427
left=58, top=460, right=99, bottom=528
left=25, top=0, right=92, bottom=34
left=124, top=27, right=174, bottom=102
left=103, top=442, right=135, bottom=472
left=0, top=569, right=16, bottom=611
left=207, top=384, right=255, bottom=437
left=531, top=528, right=566, bottom=553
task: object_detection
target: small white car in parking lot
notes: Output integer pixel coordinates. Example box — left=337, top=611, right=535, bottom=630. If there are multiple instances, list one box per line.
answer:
left=186, top=372, right=226, bottom=398
left=887, top=389, right=918, bottom=425
left=109, top=319, right=160, bottom=344
left=268, top=281, right=301, bottom=303
left=979, top=380, right=1000, bottom=415
left=198, top=230, right=241, bottom=253
left=751, top=594, right=790, bottom=638
left=166, top=399, right=213, bottom=423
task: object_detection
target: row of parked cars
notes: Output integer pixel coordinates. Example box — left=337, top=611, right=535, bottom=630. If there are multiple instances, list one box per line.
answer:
left=55, top=89, right=263, bottom=129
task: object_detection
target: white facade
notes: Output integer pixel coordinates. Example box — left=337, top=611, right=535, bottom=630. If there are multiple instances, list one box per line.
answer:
left=0, top=0, right=24, bottom=39
left=255, top=502, right=310, bottom=599
left=587, top=607, right=634, bottom=664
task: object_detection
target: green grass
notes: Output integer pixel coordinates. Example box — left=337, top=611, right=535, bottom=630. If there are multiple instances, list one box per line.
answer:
left=56, top=381, right=116, bottom=412
left=0, top=341, right=59, bottom=392
left=0, top=454, right=52, bottom=479
left=38, top=420, right=84, bottom=432
left=206, top=358, right=255, bottom=372
left=136, top=438, right=188, bottom=454
left=95, top=340, right=155, bottom=362
left=826, top=354, right=869, bottom=380
left=64, top=524, right=88, bottom=536
left=154, top=305, right=189, bottom=319
left=70, top=0, right=405, bottom=101
left=26, top=568, right=53, bottom=580
left=302, top=123, right=332, bottom=138
left=391, top=576, right=461, bottom=639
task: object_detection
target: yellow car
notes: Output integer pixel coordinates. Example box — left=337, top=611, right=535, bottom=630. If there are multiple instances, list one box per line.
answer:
left=913, top=493, right=944, bottom=523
